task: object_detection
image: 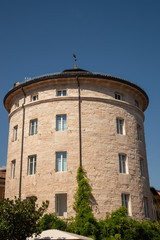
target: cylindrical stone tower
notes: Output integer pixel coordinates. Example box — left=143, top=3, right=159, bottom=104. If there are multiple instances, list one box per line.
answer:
left=4, top=67, right=153, bottom=221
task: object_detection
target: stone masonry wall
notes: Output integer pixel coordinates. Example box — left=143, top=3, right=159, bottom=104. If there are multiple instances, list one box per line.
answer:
left=5, top=77, right=153, bottom=220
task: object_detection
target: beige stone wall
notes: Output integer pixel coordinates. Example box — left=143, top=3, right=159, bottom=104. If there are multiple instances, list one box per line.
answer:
left=5, top=77, right=153, bottom=220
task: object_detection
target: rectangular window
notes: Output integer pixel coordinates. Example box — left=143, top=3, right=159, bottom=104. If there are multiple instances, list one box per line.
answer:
left=56, top=152, right=67, bottom=172
left=140, top=158, right=145, bottom=177
left=55, top=193, right=67, bottom=216
left=31, top=94, right=38, bottom=101
left=115, top=93, right=122, bottom=100
left=121, top=194, right=130, bottom=215
left=137, top=124, right=142, bottom=141
left=116, top=118, right=124, bottom=134
left=144, top=197, right=149, bottom=218
left=28, top=155, right=36, bottom=175
left=13, top=125, right=18, bottom=141
left=11, top=160, right=16, bottom=179
left=30, top=119, right=38, bottom=135
left=57, top=90, right=67, bottom=96
left=119, top=154, right=126, bottom=173
left=56, top=115, right=67, bottom=131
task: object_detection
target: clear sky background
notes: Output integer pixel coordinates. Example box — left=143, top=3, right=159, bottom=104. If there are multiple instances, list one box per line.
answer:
left=0, top=1, right=159, bottom=190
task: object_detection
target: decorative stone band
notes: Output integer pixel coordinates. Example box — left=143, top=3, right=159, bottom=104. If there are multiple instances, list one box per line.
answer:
left=8, top=96, right=145, bottom=121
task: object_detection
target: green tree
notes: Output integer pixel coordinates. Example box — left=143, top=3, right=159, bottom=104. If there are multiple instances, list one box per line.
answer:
left=39, top=213, right=67, bottom=231
left=69, top=166, right=99, bottom=239
left=0, top=196, right=49, bottom=240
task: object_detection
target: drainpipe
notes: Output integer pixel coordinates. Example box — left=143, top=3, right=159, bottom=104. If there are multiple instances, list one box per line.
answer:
left=19, top=87, right=26, bottom=198
left=77, top=77, right=82, bottom=167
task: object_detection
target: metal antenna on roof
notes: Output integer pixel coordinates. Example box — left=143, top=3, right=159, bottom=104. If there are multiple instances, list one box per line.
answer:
left=73, top=54, right=78, bottom=69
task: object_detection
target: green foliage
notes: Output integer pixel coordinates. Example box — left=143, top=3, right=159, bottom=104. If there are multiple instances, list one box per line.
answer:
left=39, top=213, right=67, bottom=231
left=73, top=166, right=92, bottom=215
left=39, top=208, right=160, bottom=240
left=0, top=196, right=49, bottom=240
left=69, top=166, right=99, bottom=239
left=98, top=207, right=160, bottom=240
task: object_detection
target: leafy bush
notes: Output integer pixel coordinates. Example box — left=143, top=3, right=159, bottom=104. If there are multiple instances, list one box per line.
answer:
left=98, top=207, right=160, bottom=240
left=0, top=196, right=49, bottom=240
left=39, top=213, right=67, bottom=231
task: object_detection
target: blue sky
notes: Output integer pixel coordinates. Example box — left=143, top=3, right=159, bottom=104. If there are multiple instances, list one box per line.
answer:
left=0, top=1, right=159, bottom=189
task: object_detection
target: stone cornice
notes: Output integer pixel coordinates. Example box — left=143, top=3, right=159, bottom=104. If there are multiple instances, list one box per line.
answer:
left=4, top=73, right=149, bottom=112
left=9, top=96, right=145, bottom=121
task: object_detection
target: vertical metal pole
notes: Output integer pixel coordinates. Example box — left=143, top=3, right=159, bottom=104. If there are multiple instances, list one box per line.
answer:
left=77, top=77, right=82, bottom=167
left=19, top=87, right=26, bottom=198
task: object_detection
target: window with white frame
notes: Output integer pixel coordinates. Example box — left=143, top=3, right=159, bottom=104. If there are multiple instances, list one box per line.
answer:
left=119, top=154, right=127, bottom=173
left=56, top=152, right=67, bottom=172
left=137, top=124, right=143, bottom=141
left=55, top=193, right=67, bottom=216
left=57, top=90, right=67, bottom=96
left=13, top=125, right=18, bottom=141
left=144, top=197, right=149, bottom=218
left=140, top=158, right=145, bottom=177
left=121, top=193, right=130, bottom=215
left=29, top=119, right=38, bottom=135
left=28, top=155, right=36, bottom=175
left=56, top=115, right=67, bottom=131
left=116, top=118, right=124, bottom=134
left=11, top=160, right=16, bottom=179
left=115, top=92, right=122, bottom=100
left=31, top=94, right=38, bottom=101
